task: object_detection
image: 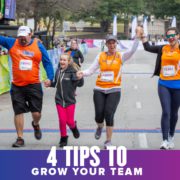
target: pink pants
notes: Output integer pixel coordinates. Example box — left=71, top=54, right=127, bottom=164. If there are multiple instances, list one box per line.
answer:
left=56, top=104, right=76, bottom=137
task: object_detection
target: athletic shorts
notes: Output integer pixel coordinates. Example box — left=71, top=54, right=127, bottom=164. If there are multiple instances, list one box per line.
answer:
left=10, top=83, right=43, bottom=115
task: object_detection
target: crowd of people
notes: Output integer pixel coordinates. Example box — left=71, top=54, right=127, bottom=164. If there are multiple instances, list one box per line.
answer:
left=0, top=25, right=180, bottom=150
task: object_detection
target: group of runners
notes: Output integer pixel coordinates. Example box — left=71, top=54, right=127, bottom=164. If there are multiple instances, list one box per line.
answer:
left=0, top=25, right=180, bottom=150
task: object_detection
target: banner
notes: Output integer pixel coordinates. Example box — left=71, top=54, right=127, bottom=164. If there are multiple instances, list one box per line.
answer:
left=79, top=43, right=88, bottom=55
left=0, top=149, right=180, bottom=180
left=83, top=39, right=95, bottom=48
left=171, top=16, right=176, bottom=27
left=131, top=16, right=137, bottom=39
left=48, top=48, right=61, bottom=71
left=4, top=0, right=16, bottom=20
left=143, top=16, right=148, bottom=36
left=113, top=15, right=117, bottom=36
left=0, top=55, right=10, bottom=95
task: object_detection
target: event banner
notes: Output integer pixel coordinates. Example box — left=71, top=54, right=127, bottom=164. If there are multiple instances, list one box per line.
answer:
left=0, top=55, right=10, bottom=94
left=0, top=147, right=179, bottom=180
left=4, top=0, right=16, bottom=20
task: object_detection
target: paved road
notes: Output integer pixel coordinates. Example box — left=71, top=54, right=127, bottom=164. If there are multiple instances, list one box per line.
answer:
left=1, top=46, right=180, bottom=150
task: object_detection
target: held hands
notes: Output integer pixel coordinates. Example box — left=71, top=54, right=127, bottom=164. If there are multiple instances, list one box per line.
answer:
left=44, top=79, right=51, bottom=87
left=76, top=71, right=84, bottom=79
left=135, top=26, right=144, bottom=39
left=135, top=26, right=147, bottom=42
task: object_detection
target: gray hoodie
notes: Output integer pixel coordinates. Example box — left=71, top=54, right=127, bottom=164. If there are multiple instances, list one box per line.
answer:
left=51, top=65, right=84, bottom=107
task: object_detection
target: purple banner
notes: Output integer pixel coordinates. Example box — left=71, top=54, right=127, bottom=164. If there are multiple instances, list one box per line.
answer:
left=0, top=149, right=179, bottom=180
left=4, top=0, right=16, bottom=20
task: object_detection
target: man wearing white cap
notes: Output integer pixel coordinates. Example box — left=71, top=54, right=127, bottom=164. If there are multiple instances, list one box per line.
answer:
left=0, top=26, right=54, bottom=147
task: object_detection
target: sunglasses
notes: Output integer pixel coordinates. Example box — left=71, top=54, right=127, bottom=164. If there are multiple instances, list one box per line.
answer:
left=166, top=34, right=177, bottom=39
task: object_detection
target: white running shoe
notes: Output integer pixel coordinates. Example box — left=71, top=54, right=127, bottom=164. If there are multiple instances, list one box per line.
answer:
left=160, top=140, right=169, bottom=150
left=104, top=140, right=112, bottom=149
left=168, top=136, right=175, bottom=149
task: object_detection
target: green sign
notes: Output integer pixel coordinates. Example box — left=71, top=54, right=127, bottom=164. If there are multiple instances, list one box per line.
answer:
left=0, top=0, right=5, bottom=19
left=0, top=55, right=10, bottom=95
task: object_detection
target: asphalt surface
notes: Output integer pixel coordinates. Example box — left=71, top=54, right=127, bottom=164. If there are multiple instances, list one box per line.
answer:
left=1, top=45, right=180, bottom=150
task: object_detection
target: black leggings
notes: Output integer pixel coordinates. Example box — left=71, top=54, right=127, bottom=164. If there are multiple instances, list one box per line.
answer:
left=93, top=90, right=121, bottom=126
left=158, top=84, right=180, bottom=140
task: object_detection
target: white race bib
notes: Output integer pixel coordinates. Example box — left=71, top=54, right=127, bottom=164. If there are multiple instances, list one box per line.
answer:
left=19, top=60, right=33, bottom=70
left=100, top=71, right=114, bottom=82
left=162, top=65, right=176, bottom=77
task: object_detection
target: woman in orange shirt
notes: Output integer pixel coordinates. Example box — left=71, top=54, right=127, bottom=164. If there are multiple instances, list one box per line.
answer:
left=77, top=27, right=142, bottom=149
left=142, top=27, right=180, bottom=149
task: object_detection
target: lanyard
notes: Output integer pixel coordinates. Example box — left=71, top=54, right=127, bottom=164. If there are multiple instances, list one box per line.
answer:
left=105, top=52, right=117, bottom=67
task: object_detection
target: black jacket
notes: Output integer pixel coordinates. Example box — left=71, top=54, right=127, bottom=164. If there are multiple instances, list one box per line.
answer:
left=51, top=65, right=84, bottom=107
left=65, top=48, right=84, bottom=67
left=143, top=41, right=164, bottom=76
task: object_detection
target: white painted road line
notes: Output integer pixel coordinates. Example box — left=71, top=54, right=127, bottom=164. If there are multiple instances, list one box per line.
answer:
left=138, top=133, right=148, bottom=149
left=136, top=102, right=142, bottom=109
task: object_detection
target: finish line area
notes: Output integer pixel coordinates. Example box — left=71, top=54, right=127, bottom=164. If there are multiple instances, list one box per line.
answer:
left=1, top=48, right=180, bottom=150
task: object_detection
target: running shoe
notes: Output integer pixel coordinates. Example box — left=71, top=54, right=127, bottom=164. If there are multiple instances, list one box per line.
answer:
left=104, top=140, right=112, bottom=149
left=70, top=122, right=80, bottom=139
left=59, top=136, right=68, bottom=148
left=168, top=136, right=175, bottom=149
left=32, top=121, right=42, bottom=140
left=160, top=140, right=169, bottom=150
left=95, top=127, right=103, bottom=140
left=12, top=137, right=25, bottom=147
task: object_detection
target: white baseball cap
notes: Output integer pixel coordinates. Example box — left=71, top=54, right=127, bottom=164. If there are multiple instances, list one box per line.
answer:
left=17, top=26, right=31, bottom=37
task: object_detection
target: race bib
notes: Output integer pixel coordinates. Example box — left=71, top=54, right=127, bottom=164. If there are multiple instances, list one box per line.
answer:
left=100, top=71, right=114, bottom=82
left=162, top=65, right=176, bottom=77
left=19, top=60, right=33, bottom=70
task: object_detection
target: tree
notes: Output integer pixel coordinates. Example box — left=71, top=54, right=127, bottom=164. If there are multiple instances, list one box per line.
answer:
left=16, top=0, right=96, bottom=35
left=16, top=0, right=180, bottom=35
left=144, top=0, right=180, bottom=19
left=16, top=0, right=34, bottom=24
left=69, top=0, right=146, bottom=32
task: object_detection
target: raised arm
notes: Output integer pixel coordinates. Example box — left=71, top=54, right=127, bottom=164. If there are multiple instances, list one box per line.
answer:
left=142, top=40, right=164, bottom=53
left=141, top=29, right=164, bottom=53
left=122, top=38, right=139, bottom=63
left=0, top=36, right=16, bottom=50
left=122, top=26, right=144, bottom=63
